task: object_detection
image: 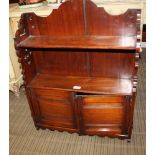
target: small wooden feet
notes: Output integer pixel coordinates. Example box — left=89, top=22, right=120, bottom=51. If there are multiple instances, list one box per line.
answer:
left=35, top=126, right=40, bottom=130
left=127, top=139, right=131, bottom=143
left=35, top=125, right=47, bottom=130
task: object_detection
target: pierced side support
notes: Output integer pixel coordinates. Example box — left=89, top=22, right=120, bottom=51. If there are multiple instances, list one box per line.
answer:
left=132, top=9, right=141, bottom=93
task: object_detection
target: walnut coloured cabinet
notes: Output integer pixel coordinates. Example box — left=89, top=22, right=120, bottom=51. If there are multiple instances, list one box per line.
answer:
left=15, top=0, right=141, bottom=140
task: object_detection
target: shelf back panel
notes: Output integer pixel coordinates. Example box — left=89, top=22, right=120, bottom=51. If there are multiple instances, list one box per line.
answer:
left=32, top=50, right=135, bottom=79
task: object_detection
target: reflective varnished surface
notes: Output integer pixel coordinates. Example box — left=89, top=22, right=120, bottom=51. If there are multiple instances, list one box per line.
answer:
left=14, top=0, right=141, bottom=140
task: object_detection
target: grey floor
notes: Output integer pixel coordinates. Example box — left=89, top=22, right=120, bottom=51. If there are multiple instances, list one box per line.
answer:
left=9, top=51, right=146, bottom=155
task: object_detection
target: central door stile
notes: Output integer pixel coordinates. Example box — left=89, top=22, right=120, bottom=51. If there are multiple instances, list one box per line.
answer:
left=74, top=92, right=85, bottom=135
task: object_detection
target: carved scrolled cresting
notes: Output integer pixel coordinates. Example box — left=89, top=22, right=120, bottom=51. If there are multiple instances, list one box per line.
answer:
left=14, top=0, right=140, bottom=38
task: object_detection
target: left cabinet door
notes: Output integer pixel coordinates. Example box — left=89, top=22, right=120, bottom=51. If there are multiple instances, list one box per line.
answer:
left=29, top=88, right=79, bottom=133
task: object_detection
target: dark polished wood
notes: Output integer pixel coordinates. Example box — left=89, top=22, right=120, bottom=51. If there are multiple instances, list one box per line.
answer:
left=14, top=0, right=141, bottom=140
left=81, top=95, right=129, bottom=136
left=17, top=35, right=137, bottom=49
left=28, top=74, right=133, bottom=95
left=9, top=0, right=19, bottom=3
left=142, top=24, right=146, bottom=42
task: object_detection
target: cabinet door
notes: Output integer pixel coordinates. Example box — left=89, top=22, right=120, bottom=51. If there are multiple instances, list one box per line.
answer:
left=30, top=88, right=78, bottom=132
left=79, top=95, right=130, bottom=137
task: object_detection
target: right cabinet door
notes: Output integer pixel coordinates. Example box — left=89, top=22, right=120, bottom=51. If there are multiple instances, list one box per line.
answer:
left=80, top=95, right=130, bottom=137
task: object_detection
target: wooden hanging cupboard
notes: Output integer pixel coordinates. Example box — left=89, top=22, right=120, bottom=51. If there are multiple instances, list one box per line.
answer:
left=15, top=0, right=141, bottom=140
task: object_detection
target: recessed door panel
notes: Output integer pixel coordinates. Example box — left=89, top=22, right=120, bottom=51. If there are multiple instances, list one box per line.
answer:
left=31, top=89, right=77, bottom=129
left=79, top=95, right=130, bottom=136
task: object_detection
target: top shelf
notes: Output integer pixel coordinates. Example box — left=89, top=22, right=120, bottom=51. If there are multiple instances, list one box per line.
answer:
left=17, top=35, right=137, bottom=50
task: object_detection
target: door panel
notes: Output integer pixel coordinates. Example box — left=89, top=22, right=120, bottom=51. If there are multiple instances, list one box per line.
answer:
left=83, top=106, right=125, bottom=124
left=80, top=95, right=130, bottom=136
left=31, top=89, right=77, bottom=129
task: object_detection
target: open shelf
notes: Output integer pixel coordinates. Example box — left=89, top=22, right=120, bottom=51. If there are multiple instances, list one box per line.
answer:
left=17, top=35, right=137, bottom=50
left=28, top=74, right=133, bottom=95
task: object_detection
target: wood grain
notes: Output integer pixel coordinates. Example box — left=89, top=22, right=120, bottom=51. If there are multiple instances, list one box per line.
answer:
left=17, top=35, right=137, bottom=49
left=28, top=74, right=133, bottom=95
left=14, top=0, right=141, bottom=139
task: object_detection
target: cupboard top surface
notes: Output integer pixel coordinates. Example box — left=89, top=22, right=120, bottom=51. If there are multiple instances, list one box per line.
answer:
left=28, top=74, right=133, bottom=95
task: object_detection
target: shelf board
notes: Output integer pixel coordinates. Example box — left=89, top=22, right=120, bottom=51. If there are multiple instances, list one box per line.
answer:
left=28, top=74, right=133, bottom=95
left=17, top=35, right=136, bottom=50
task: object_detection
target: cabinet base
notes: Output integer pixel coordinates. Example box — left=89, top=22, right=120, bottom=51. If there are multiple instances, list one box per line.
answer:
left=35, top=124, right=130, bottom=140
